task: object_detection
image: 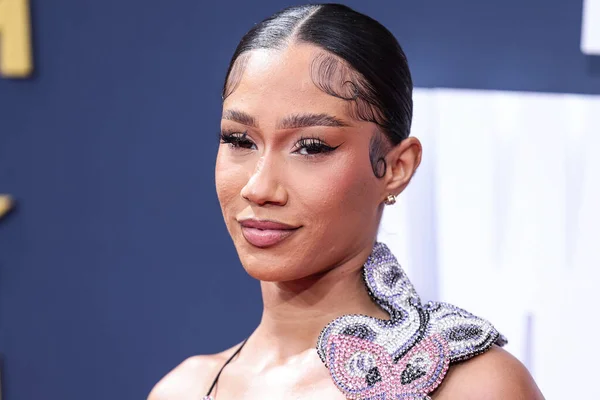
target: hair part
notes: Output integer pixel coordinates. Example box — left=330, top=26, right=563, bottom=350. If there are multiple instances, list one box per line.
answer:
left=223, top=4, right=413, bottom=177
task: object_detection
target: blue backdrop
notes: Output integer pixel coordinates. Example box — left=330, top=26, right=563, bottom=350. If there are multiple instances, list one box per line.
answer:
left=0, top=1, right=598, bottom=399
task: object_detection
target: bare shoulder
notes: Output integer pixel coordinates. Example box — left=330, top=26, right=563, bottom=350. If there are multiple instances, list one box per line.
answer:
left=433, top=346, right=545, bottom=400
left=147, top=345, right=241, bottom=400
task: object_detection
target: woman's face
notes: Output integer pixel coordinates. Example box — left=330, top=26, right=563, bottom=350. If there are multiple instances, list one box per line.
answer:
left=215, top=44, right=389, bottom=282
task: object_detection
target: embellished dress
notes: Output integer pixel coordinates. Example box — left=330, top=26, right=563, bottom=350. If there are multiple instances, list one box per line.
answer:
left=205, top=242, right=506, bottom=400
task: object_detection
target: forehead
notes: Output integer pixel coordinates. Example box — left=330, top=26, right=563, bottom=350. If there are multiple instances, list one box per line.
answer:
left=222, top=44, right=351, bottom=124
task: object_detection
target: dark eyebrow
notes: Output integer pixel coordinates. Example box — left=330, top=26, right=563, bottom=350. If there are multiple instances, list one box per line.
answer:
left=222, top=109, right=258, bottom=128
left=277, top=113, right=350, bottom=129
left=221, top=110, right=350, bottom=130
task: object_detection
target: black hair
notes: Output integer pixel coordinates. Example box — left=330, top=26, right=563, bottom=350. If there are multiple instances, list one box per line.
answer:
left=223, top=3, right=413, bottom=178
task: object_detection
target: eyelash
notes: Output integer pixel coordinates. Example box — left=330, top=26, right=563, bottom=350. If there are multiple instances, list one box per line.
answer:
left=219, top=131, right=255, bottom=150
left=294, top=136, right=340, bottom=155
left=219, top=131, right=340, bottom=156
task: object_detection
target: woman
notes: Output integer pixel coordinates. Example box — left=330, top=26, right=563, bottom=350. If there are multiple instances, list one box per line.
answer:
left=149, top=4, right=544, bottom=399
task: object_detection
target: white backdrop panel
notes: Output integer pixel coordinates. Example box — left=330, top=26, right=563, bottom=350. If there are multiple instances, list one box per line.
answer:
left=379, top=88, right=600, bottom=398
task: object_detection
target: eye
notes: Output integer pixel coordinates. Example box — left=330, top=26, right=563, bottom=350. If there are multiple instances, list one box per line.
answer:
left=220, top=131, right=256, bottom=150
left=293, top=137, right=340, bottom=156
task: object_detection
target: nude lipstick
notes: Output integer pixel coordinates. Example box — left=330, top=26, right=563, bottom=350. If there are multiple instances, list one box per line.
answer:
left=239, top=219, right=299, bottom=248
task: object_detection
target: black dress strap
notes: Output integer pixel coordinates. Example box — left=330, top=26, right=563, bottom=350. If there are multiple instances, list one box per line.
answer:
left=205, top=339, right=248, bottom=398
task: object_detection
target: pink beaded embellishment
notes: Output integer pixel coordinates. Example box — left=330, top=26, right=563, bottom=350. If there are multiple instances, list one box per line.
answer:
left=317, top=243, right=506, bottom=399
left=326, top=334, right=449, bottom=399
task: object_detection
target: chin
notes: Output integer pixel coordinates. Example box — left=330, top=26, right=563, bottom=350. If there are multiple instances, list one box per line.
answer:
left=235, top=240, right=315, bottom=282
left=239, top=252, right=296, bottom=282
left=243, top=265, right=290, bottom=282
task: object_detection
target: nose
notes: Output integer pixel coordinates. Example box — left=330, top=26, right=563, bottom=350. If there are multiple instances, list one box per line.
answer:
left=240, top=155, right=288, bottom=206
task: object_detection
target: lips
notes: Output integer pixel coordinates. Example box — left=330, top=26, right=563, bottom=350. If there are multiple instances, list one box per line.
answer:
left=238, top=219, right=300, bottom=248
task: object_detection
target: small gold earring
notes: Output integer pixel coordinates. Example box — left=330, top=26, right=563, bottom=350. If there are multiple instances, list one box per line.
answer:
left=384, top=194, right=396, bottom=205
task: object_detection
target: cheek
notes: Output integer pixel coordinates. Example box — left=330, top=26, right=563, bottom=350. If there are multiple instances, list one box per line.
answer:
left=293, top=152, right=378, bottom=223
left=215, top=151, right=247, bottom=212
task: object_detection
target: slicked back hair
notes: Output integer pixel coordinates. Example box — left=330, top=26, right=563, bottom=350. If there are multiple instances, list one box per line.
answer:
left=223, top=4, right=413, bottom=178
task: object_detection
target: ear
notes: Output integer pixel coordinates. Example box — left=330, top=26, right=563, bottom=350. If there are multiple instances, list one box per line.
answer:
left=382, top=137, right=422, bottom=200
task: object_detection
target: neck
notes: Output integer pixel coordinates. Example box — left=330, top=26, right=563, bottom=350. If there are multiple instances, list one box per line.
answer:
left=247, top=245, right=389, bottom=367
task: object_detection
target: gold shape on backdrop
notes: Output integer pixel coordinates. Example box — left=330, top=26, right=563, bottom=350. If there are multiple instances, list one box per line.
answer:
left=0, top=195, right=13, bottom=219
left=0, top=0, right=33, bottom=77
